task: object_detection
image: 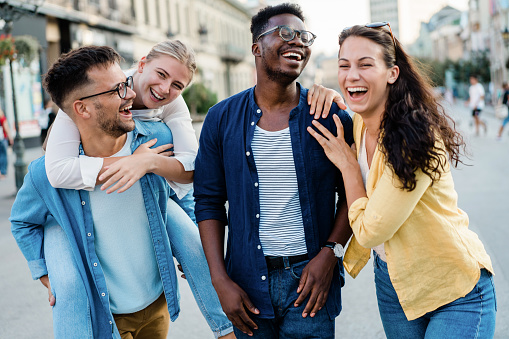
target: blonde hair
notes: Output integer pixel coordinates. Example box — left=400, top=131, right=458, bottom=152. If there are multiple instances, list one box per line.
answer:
left=145, top=40, right=197, bottom=81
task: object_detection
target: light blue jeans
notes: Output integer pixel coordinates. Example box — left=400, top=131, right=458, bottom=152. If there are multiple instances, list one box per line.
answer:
left=44, top=189, right=232, bottom=338
left=373, top=252, right=496, bottom=339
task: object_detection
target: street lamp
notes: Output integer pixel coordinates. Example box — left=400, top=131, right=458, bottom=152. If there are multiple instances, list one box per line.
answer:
left=0, top=0, right=44, bottom=191
left=502, top=27, right=509, bottom=47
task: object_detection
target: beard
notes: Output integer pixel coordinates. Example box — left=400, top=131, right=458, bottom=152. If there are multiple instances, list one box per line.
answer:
left=94, top=101, right=135, bottom=138
left=260, top=45, right=308, bottom=84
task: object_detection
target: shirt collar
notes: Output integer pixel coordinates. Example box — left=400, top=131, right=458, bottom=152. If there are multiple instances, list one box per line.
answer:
left=249, top=82, right=308, bottom=118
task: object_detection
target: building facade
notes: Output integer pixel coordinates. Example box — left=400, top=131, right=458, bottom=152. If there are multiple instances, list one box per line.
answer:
left=1, top=0, right=255, bottom=143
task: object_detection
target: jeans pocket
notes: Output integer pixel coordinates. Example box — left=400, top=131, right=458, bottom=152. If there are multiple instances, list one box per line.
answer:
left=290, top=260, right=309, bottom=281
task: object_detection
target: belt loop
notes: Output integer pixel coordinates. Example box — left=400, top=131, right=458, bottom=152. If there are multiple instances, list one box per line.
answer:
left=283, top=256, right=290, bottom=270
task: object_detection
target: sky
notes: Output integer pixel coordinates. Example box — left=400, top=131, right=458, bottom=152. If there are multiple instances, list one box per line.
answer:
left=264, top=0, right=470, bottom=56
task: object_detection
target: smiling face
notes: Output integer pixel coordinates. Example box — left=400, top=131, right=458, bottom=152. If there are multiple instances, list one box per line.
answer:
left=132, top=54, right=192, bottom=110
left=338, top=36, right=399, bottom=119
left=84, top=63, right=136, bottom=137
left=255, top=13, right=310, bottom=82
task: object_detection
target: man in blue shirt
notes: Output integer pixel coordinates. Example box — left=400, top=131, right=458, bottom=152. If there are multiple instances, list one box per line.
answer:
left=194, top=3, right=354, bottom=338
left=10, top=46, right=179, bottom=338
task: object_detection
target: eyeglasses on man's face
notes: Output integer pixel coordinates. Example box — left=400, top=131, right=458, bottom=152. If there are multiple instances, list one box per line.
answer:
left=79, top=76, right=133, bottom=101
left=256, top=25, right=317, bottom=47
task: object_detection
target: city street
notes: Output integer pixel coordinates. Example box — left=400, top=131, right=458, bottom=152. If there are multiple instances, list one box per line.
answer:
left=0, top=100, right=508, bottom=338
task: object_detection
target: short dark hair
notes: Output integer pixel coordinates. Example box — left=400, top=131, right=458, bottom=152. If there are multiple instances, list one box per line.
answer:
left=43, top=46, right=121, bottom=110
left=250, top=3, right=305, bottom=43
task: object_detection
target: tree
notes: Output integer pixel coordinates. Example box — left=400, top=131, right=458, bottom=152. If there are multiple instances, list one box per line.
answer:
left=182, top=83, right=218, bottom=115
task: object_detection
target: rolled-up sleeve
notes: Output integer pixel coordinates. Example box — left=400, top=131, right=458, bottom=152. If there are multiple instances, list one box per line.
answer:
left=193, top=108, right=228, bottom=224
left=10, top=169, right=49, bottom=280
left=348, top=165, right=432, bottom=248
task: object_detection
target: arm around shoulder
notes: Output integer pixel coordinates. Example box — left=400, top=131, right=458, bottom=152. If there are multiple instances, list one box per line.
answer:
left=45, top=110, right=103, bottom=189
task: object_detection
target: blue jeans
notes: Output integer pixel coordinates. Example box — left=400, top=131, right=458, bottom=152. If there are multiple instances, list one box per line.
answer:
left=167, top=190, right=233, bottom=338
left=373, top=252, right=497, bottom=339
left=44, top=190, right=232, bottom=338
left=0, top=139, right=8, bottom=175
left=233, top=258, right=335, bottom=339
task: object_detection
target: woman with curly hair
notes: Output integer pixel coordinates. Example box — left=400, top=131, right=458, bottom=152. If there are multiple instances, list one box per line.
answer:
left=308, top=23, right=496, bottom=338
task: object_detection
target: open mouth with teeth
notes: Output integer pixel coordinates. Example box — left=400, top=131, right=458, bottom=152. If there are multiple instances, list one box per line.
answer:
left=150, top=88, right=165, bottom=101
left=281, top=51, right=303, bottom=62
left=347, top=87, right=368, bottom=99
left=119, top=104, right=132, bottom=117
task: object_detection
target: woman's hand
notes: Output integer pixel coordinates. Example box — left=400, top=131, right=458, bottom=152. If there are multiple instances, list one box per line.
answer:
left=99, top=139, right=173, bottom=194
left=133, top=138, right=174, bottom=156
left=307, top=84, right=347, bottom=120
left=307, top=115, right=356, bottom=170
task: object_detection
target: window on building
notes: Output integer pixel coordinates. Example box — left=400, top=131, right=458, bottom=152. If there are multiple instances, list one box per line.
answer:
left=144, top=0, right=151, bottom=25
left=108, top=0, right=117, bottom=10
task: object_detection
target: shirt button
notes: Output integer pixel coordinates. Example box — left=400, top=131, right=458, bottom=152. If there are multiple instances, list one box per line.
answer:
left=81, top=201, right=86, bottom=206
left=251, top=121, right=255, bottom=126
left=109, top=321, right=113, bottom=324
left=261, top=275, right=266, bottom=281
left=254, top=182, right=258, bottom=187
left=87, top=233, right=91, bottom=237
left=256, top=214, right=260, bottom=218
left=246, top=151, right=250, bottom=156
left=257, top=109, right=261, bottom=113
left=93, top=262, right=98, bottom=267
left=101, top=293, right=106, bottom=297
left=257, top=245, right=261, bottom=250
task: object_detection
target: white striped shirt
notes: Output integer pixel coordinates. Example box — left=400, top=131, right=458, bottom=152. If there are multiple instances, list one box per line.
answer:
left=252, top=126, right=307, bottom=256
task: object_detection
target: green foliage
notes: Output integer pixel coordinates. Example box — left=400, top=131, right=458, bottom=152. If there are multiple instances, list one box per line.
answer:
left=416, top=52, right=491, bottom=88
left=14, top=35, right=40, bottom=66
left=182, top=83, right=217, bottom=115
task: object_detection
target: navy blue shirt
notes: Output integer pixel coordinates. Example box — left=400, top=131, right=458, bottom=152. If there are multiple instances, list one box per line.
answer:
left=194, top=84, right=354, bottom=319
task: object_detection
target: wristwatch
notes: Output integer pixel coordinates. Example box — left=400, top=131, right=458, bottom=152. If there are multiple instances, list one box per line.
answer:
left=323, top=242, right=345, bottom=258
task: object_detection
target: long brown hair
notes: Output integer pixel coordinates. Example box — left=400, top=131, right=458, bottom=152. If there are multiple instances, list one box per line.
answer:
left=339, top=25, right=465, bottom=191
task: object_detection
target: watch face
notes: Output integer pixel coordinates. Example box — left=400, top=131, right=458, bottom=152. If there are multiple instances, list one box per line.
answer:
left=334, top=244, right=345, bottom=258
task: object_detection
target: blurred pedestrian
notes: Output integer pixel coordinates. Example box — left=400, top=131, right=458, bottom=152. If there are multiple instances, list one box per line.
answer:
left=308, top=23, right=496, bottom=339
left=496, top=82, right=509, bottom=141
left=467, top=74, right=487, bottom=136
left=0, top=108, right=13, bottom=179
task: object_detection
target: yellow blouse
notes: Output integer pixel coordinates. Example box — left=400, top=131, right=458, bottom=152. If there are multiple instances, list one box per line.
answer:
left=343, top=113, right=494, bottom=320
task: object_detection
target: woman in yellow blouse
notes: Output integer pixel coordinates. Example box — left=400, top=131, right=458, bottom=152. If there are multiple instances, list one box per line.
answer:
left=308, top=23, right=496, bottom=338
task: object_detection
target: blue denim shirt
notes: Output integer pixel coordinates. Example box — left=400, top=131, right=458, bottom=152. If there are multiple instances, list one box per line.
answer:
left=10, top=120, right=180, bottom=338
left=194, top=84, right=354, bottom=319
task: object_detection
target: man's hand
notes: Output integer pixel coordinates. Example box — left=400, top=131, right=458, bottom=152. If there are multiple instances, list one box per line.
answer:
left=294, top=248, right=337, bottom=318
left=213, top=276, right=260, bottom=336
left=307, top=84, right=347, bottom=120
left=39, top=275, right=56, bottom=306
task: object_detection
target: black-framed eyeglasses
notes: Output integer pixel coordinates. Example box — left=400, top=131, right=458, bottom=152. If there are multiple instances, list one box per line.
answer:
left=256, top=25, right=317, bottom=47
left=79, top=76, right=133, bottom=101
left=343, top=22, right=397, bottom=52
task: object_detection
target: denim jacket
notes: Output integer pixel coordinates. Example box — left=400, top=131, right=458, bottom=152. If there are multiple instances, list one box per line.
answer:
left=194, top=84, right=354, bottom=319
left=10, top=120, right=179, bottom=338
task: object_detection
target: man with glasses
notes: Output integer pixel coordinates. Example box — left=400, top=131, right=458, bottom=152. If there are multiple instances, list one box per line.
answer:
left=195, top=3, right=353, bottom=338
left=11, top=46, right=180, bottom=338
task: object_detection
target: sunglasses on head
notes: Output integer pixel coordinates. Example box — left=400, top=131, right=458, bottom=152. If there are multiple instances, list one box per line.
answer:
left=342, top=21, right=397, bottom=53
